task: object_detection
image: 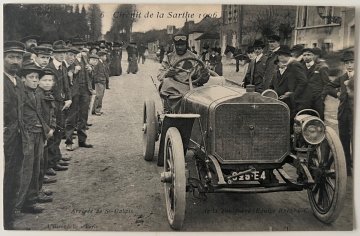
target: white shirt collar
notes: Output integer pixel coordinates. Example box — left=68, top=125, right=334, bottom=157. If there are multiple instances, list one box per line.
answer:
left=255, top=53, right=263, bottom=63
left=64, top=60, right=70, bottom=68
left=306, top=60, right=314, bottom=68
left=347, top=71, right=354, bottom=78
left=272, top=47, right=280, bottom=53
left=99, top=59, right=103, bottom=63
left=52, top=59, right=63, bottom=70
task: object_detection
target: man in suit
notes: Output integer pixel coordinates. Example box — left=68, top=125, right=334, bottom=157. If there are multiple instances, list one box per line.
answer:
left=302, top=48, right=330, bottom=120
left=46, top=40, right=72, bottom=172
left=243, top=40, right=268, bottom=93
left=63, top=47, right=82, bottom=151
left=3, top=41, right=26, bottom=229
left=92, top=51, right=109, bottom=115
left=264, top=35, right=281, bottom=90
left=72, top=40, right=95, bottom=148
left=270, top=45, right=309, bottom=124
left=324, top=51, right=355, bottom=176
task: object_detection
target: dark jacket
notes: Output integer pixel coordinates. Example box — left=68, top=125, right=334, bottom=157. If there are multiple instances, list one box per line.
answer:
left=36, top=87, right=56, bottom=135
left=303, top=60, right=330, bottom=97
left=93, top=60, right=109, bottom=84
left=3, top=73, right=25, bottom=146
left=244, top=54, right=268, bottom=93
left=270, top=60, right=309, bottom=111
left=76, top=56, right=93, bottom=94
left=46, top=60, right=71, bottom=101
left=65, top=62, right=80, bottom=97
left=324, top=72, right=352, bottom=120
left=22, top=86, right=49, bottom=137
left=264, top=50, right=279, bottom=90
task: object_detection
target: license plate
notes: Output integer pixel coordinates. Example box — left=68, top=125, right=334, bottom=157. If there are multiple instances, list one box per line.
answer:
left=230, top=170, right=266, bottom=182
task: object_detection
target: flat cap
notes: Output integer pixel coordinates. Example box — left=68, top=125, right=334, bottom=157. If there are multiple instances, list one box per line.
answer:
left=4, top=41, right=26, bottom=54
left=19, top=61, right=44, bottom=77
left=53, top=40, right=69, bottom=53
left=33, top=45, right=53, bottom=55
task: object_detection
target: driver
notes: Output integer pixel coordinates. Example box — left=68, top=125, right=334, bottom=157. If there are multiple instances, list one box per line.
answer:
left=157, top=33, right=210, bottom=113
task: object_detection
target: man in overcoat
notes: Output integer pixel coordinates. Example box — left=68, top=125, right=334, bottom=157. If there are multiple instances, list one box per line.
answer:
left=3, top=41, right=26, bottom=229
left=243, top=40, right=268, bottom=93
left=323, top=51, right=355, bottom=176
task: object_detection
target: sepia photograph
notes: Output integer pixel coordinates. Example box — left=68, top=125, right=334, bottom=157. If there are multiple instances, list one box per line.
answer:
left=1, top=0, right=358, bottom=233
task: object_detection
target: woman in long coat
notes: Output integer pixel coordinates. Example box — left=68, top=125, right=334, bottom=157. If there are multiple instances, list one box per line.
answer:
left=126, top=42, right=138, bottom=74
left=110, top=42, right=122, bottom=76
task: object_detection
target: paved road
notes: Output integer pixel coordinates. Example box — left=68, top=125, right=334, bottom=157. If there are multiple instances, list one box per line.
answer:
left=13, top=57, right=353, bottom=232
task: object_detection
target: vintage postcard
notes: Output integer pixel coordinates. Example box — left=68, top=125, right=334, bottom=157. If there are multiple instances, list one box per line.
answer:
left=1, top=0, right=358, bottom=233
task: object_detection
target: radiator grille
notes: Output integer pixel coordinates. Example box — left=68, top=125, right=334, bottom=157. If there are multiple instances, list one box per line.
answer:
left=214, top=103, right=289, bottom=163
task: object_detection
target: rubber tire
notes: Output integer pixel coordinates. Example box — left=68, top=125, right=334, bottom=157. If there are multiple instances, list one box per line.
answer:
left=142, top=100, right=157, bottom=161
left=307, top=126, right=347, bottom=224
left=164, top=127, right=186, bottom=230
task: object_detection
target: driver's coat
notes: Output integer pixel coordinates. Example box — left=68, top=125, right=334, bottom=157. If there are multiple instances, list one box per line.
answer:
left=157, top=50, right=199, bottom=112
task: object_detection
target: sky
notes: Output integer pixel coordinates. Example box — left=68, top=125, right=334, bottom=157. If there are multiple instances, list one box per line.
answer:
left=100, top=4, right=222, bottom=34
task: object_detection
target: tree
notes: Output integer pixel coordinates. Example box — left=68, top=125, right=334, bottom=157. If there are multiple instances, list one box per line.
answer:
left=107, top=4, right=137, bottom=43
left=88, top=4, right=102, bottom=41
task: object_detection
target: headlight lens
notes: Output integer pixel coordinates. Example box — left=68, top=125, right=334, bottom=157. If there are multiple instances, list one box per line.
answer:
left=302, top=119, right=326, bottom=145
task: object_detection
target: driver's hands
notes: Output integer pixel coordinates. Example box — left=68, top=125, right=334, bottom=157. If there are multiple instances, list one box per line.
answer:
left=165, top=67, right=177, bottom=78
left=193, top=67, right=210, bottom=86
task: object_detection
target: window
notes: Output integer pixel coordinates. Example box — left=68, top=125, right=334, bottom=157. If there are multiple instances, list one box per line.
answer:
left=313, top=43, right=317, bottom=47
left=322, top=43, right=333, bottom=52
left=302, top=6, right=308, bottom=27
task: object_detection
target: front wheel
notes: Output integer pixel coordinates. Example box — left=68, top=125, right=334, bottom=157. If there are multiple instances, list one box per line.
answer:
left=163, top=127, right=186, bottom=230
left=142, top=100, right=157, bottom=161
left=307, top=126, right=347, bottom=223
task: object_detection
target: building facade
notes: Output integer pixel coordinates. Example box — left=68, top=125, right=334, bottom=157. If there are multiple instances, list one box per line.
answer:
left=294, top=6, right=355, bottom=51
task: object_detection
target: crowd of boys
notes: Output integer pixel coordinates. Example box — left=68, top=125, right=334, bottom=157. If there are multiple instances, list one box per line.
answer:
left=3, top=35, right=119, bottom=229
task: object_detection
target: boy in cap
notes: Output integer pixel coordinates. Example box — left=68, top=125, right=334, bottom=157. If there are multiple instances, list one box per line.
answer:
left=46, top=40, right=72, bottom=171
left=63, top=47, right=82, bottom=151
left=16, top=62, right=52, bottom=215
left=302, top=47, right=330, bottom=120
left=92, top=51, right=109, bottom=115
left=36, top=68, right=57, bottom=196
left=324, top=51, right=355, bottom=176
left=3, top=41, right=26, bottom=229
left=33, top=44, right=53, bottom=69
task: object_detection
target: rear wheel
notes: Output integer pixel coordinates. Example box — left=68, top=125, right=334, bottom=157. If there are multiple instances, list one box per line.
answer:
left=142, top=100, right=157, bottom=161
left=163, top=127, right=186, bottom=230
left=307, top=126, right=347, bottom=223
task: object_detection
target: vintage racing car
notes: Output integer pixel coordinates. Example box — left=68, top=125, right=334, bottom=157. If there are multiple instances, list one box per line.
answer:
left=142, top=57, right=347, bottom=230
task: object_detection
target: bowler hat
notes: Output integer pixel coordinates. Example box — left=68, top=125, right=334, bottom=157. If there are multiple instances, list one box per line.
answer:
left=275, top=45, right=292, bottom=56
left=20, top=35, right=40, bottom=43
left=341, top=51, right=354, bottom=62
left=53, top=40, right=69, bottom=53
left=253, top=40, right=265, bottom=48
left=4, top=41, right=26, bottom=54
left=19, top=62, right=45, bottom=78
left=291, top=44, right=304, bottom=53
left=302, top=48, right=314, bottom=54
left=67, top=47, right=81, bottom=54
left=33, top=45, right=53, bottom=55
left=312, top=47, right=322, bottom=56
left=268, top=34, right=280, bottom=42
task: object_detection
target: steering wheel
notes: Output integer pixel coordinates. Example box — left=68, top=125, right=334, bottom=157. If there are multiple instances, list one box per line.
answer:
left=169, top=57, right=207, bottom=86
